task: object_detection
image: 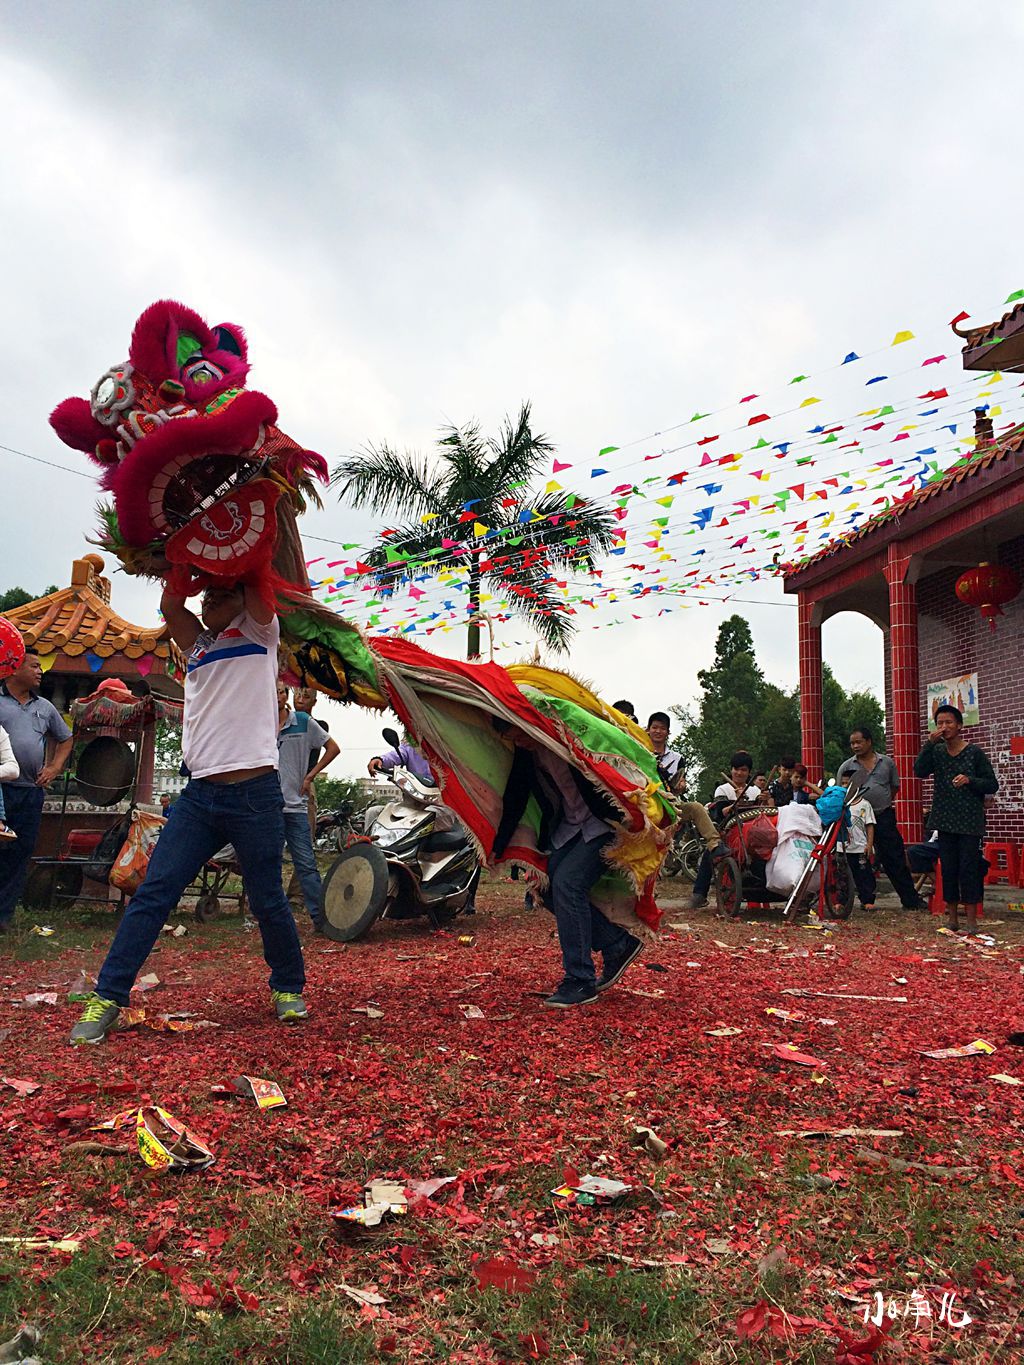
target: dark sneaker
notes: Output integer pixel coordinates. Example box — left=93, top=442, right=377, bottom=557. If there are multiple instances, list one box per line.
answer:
left=272, top=990, right=309, bottom=1022
left=69, top=994, right=121, bottom=1045
left=597, top=934, right=643, bottom=992
left=542, top=980, right=598, bottom=1009
left=686, top=894, right=708, bottom=910
left=709, top=844, right=730, bottom=864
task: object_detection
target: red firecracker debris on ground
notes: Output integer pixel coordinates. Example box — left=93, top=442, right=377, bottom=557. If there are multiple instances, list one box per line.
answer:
left=1, top=882, right=1022, bottom=1360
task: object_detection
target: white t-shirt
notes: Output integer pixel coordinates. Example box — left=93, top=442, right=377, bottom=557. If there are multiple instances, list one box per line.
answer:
left=713, top=782, right=761, bottom=803
left=840, top=796, right=876, bottom=855
left=183, top=611, right=280, bottom=780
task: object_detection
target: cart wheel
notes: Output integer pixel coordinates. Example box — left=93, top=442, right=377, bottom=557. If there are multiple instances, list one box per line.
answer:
left=824, top=854, right=855, bottom=920
left=679, top=838, right=703, bottom=884
left=714, top=856, right=743, bottom=918
left=321, top=842, right=389, bottom=942
left=195, top=893, right=221, bottom=923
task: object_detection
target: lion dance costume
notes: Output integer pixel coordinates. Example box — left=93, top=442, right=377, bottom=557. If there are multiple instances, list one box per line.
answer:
left=51, top=301, right=674, bottom=929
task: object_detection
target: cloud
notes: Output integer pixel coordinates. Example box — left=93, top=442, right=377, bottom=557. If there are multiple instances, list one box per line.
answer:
left=2, top=1, right=1021, bottom=776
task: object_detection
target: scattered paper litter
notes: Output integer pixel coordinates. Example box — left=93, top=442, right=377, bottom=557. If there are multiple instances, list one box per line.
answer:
left=920, top=1039, right=995, bottom=1060
left=339, top=1282, right=387, bottom=1307
left=0, top=1236, right=80, bottom=1253
left=459, top=1004, right=485, bottom=1019
left=631, top=1125, right=669, bottom=1160
left=211, top=1075, right=286, bottom=1109
left=135, top=973, right=161, bottom=992
left=782, top=989, right=907, bottom=1003
left=30, top=925, right=55, bottom=937
left=776, top=1127, right=903, bottom=1139
left=21, top=992, right=59, bottom=1007
left=705, top=1025, right=742, bottom=1037
left=990, top=1073, right=1023, bottom=1086
left=551, top=1175, right=631, bottom=1206
left=766, top=1043, right=825, bottom=1068
left=1, top=1077, right=41, bottom=1096
left=352, top=1005, right=384, bottom=1019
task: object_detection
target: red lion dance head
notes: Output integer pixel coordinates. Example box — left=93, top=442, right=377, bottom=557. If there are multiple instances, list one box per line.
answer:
left=50, top=299, right=328, bottom=601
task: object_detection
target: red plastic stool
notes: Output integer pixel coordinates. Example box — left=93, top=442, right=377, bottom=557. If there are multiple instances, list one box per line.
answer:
left=929, top=861, right=944, bottom=915
left=984, top=842, right=1021, bottom=887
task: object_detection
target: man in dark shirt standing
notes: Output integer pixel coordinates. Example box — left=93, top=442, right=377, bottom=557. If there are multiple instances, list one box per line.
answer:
left=837, top=726, right=925, bottom=910
left=914, top=705, right=998, bottom=934
left=0, top=651, right=73, bottom=932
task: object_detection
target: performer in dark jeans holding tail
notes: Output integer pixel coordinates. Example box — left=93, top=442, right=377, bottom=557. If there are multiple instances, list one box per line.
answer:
left=914, top=705, right=998, bottom=935
left=837, top=727, right=926, bottom=910
left=493, top=723, right=642, bottom=1008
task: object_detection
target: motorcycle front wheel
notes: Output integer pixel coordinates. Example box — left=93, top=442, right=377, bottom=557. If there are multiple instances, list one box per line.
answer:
left=320, top=842, right=390, bottom=942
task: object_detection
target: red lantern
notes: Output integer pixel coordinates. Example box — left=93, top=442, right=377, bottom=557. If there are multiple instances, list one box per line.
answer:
left=955, top=562, right=1021, bottom=631
left=0, top=617, right=25, bottom=679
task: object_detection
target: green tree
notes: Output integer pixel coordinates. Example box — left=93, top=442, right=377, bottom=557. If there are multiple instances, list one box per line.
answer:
left=1, top=585, right=58, bottom=612
left=682, top=616, right=790, bottom=796
left=314, top=773, right=369, bottom=816
left=672, top=616, right=883, bottom=797
left=332, top=403, right=614, bottom=657
left=821, top=666, right=885, bottom=777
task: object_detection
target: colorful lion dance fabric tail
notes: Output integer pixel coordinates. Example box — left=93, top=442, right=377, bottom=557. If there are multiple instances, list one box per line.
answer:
left=55, top=300, right=676, bottom=926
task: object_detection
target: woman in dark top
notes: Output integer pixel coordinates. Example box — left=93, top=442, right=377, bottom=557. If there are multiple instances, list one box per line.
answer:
left=914, top=704, right=998, bottom=935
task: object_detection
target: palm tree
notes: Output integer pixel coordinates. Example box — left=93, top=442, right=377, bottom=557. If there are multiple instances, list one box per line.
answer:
left=332, top=403, right=615, bottom=657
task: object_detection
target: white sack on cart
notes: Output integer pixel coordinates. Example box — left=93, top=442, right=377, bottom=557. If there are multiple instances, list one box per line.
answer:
left=766, top=803, right=823, bottom=895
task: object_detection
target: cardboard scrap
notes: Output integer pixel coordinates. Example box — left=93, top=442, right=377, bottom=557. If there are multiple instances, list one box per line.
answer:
left=211, top=1075, right=286, bottom=1109
left=331, top=1175, right=409, bottom=1234
left=352, top=1005, right=384, bottom=1019
left=920, top=1039, right=995, bottom=1060
left=706, top=1025, right=743, bottom=1037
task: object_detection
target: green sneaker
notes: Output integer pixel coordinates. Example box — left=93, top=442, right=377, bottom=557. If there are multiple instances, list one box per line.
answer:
left=272, top=990, right=308, bottom=1023
left=69, top=994, right=121, bottom=1045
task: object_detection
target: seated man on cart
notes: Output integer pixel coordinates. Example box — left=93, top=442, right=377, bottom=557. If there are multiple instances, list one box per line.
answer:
left=686, top=751, right=768, bottom=910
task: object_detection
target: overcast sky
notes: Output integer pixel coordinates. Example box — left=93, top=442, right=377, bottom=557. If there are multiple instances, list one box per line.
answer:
left=1, top=1, right=1021, bottom=775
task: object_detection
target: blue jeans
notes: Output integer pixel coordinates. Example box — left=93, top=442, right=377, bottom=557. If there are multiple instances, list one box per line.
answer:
left=96, top=772, right=305, bottom=1006
left=547, top=830, right=631, bottom=988
left=284, top=810, right=322, bottom=924
left=0, top=786, right=45, bottom=925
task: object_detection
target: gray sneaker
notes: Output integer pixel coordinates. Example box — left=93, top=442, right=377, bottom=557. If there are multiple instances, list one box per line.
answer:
left=686, top=894, right=708, bottom=910
left=69, top=994, right=121, bottom=1045
left=272, top=990, right=309, bottom=1022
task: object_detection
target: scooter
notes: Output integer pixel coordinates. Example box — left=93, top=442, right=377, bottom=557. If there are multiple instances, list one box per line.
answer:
left=319, top=729, right=480, bottom=942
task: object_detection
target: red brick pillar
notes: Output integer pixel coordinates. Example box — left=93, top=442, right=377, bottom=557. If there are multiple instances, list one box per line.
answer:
left=798, top=593, right=824, bottom=782
left=884, top=548, right=923, bottom=838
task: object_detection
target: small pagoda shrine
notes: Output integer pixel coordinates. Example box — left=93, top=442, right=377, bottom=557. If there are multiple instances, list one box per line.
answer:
left=5, top=553, right=182, bottom=853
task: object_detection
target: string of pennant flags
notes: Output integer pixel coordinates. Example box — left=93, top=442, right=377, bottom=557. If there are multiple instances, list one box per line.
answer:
left=305, top=290, right=1024, bottom=650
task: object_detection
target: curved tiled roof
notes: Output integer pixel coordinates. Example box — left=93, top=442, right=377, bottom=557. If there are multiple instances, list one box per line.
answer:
left=781, top=427, right=1024, bottom=578
left=6, top=554, right=170, bottom=659
left=953, top=300, right=1024, bottom=349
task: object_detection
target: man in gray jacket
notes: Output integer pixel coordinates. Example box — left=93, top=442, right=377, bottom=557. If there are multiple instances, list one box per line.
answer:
left=837, top=726, right=925, bottom=910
